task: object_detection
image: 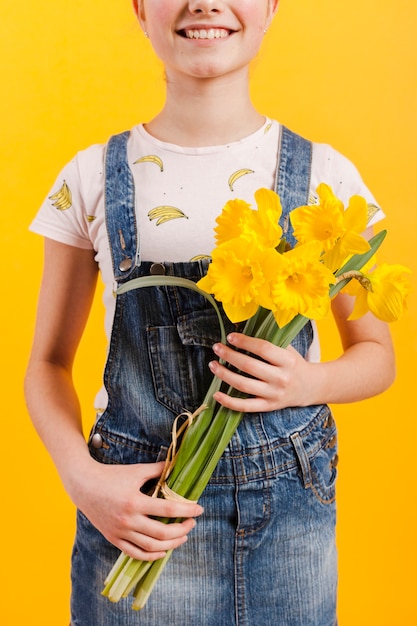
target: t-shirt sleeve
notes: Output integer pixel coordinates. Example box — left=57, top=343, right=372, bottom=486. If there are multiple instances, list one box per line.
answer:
left=310, top=143, right=385, bottom=227
left=29, top=144, right=105, bottom=249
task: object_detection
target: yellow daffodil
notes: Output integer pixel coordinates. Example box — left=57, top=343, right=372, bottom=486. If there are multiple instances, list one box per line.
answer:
left=343, top=263, right=412, bottom=322
left=214, top=199, right=253, bottom=245
left=290, top=183, right=370, bottom=271
left=215, top=188, right=282, bottom=250
left=105, top=185, right=411, bottom=611
left=197, top=238, right=279, bottom=323
left=270, top=241, right=336, bottom=328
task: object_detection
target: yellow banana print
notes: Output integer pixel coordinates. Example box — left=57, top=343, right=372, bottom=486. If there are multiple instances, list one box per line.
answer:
left=134, top=155, right=164, bottom=171
left=264, top=122, right=273, bottom=134
left=190, top=254, right=211, bottom=262
left=86, top=215, right=96, bottom=222
left=148, top=206, right=188, bottom=226
left=228, top=168, right=254, bottom=191
left=49, top=180, right=72, bottom=211
left=367, top=203, right=380, bottom=222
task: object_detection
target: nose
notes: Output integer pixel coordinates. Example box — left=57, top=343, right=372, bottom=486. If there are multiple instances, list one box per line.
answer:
left=188, top=0, right=224, bottom=14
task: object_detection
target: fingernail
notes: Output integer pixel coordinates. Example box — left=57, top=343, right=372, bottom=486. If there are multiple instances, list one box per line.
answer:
left=208, top=360, right=217, bottom=373
left=227, top=333, right=236, bottom=344
left=212, top=343, right=221, bottom=355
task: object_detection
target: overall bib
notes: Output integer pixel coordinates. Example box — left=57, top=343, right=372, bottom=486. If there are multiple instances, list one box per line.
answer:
left=70, top=128, right=338, bottom=626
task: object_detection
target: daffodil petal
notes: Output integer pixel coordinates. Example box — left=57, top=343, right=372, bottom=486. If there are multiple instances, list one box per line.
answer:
left=273, top=307, right=298, bottom=329
left=341, top=231, right=371, bottom=255
left=348, top=291, right=370, bottom=320
left=255, top=187, right=282, bottom=220
left=223, top=300, right=259, bottom=324
left=214, top=199, right=253, bottom=245
left=344, top=195, right=369, bottom=233
left=367, top=290, right=402, bottom=322
left=196, top=273, right=214, bottom=294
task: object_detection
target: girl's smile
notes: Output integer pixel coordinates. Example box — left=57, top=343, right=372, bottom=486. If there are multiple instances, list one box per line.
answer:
left=178, top=27, right=233, bottom=40
left=137, top=1, right=276, bottom=81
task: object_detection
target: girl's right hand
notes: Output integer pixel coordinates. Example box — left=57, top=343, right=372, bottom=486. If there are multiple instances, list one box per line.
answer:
left=72, top=459, right=204, bottom=562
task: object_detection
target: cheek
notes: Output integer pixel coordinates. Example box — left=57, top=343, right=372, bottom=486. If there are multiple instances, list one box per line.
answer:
left=237, top=0, right=270, bottom=26
left=144, top=10, right=174, bottom=56
left=142, top=0, right=174, bottom=32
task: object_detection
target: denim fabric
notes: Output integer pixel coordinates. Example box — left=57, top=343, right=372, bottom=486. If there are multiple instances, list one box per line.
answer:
left=70, top=128, right=338, bottom=625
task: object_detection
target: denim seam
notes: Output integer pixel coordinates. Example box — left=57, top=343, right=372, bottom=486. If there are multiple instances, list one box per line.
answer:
left=234, top=530, right=246, bottom=626
left=236, top=487, right=272, bottom=537
left=95, top=293, right=127, bottom=434
left=310, top=472, right=337, bottom=505
left=290, top=431, right=313, bottom=489
left=89, top=424, right=337, bottom=480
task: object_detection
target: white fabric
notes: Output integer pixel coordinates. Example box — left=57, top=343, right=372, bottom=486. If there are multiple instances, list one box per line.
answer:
left=30, top=119, right=384, bottom=409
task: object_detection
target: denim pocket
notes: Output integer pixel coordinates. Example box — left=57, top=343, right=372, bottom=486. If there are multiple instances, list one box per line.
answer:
left=147, top=308, right=229, bottom=415
left=291, top=417, right=338, bottom=505
left=309, top=433, right=338, bottom=504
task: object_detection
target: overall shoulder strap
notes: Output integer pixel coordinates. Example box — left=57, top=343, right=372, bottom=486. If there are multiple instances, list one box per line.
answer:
left=275, top=126, right=312, bottom=248
left=104, top=131, right=139, bottom=282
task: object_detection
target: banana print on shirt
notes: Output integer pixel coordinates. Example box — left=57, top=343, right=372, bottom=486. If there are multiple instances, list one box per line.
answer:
left=227, top=168, right=254, bottom=191
left=134, top=154, right=164, bottom=171
left=148, top=206, right=189, bottom=226
left=134, top=151, right=259, bottom=260
left=49, top=180, right=72, bottom=211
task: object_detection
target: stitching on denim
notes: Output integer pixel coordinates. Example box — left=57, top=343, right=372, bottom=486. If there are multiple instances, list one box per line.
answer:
left=92, top=414, right=337, bottom=482
left=95, top=291, right=127, bottom=434
left=291, top=431, right=313, bottom=489
left=310, top=471, right=337, bottom=505
left=234, top=524, right=246, bottom=626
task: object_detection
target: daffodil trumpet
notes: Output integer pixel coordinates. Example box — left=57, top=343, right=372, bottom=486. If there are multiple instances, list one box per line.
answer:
left=102, top=187, right=411, bottom=611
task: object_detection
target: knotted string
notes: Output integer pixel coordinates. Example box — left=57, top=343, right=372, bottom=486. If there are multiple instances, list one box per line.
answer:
left=152, top=404, right=208, bottom=503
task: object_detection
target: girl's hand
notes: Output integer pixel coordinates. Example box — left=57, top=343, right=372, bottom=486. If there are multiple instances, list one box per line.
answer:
left=209, top=332, right=314, bottom=412
left=73, top=460, right=204, bottom=562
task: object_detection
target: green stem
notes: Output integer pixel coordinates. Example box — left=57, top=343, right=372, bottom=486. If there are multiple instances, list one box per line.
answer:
left=132, top=551, right=173, bottom=611
left=102, top=551, right=130, bottom=588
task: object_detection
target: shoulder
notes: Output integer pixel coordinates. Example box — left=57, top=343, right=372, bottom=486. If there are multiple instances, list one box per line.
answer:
left=310, top=140, right=384, bottom=222
left=30, top=142, right=108, bottom=249
left=278, top=123, right=385, bottom=222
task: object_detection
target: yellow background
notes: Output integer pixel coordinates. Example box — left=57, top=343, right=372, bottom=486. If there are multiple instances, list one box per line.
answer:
left=1, top=1, right=416, bottom=624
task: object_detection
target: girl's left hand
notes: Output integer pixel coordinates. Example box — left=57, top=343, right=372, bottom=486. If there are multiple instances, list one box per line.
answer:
left=209, top=332, right=314, bottom=412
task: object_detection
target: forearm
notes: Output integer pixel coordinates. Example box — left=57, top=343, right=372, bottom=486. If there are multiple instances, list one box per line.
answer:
left=305, top=337, right=396, bottom=406
left=24, top=359, right=94, bottom=503
left=210, top=316, right=396, bottom=412
left=25, top=360, right=204, bottom=560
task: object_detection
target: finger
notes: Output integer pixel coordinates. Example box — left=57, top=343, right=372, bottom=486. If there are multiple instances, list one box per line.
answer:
left=142, top=494, right=204, bottom=520
left=227, top=333, right=289, bottom=365
left=209, top=359, right=265, bottom=397
left=212, top=389, right=271, bottom=413
left=135, top=516, right=197, bottom=543
left=212, top=345, right=267, bottom=380
left=118, top=537, right=181, bottom=562
left=138, top=461, right=166, bottom=485
left=121, top=518, right=197, bottom=561
left=213, top=338, right=287, bottom=375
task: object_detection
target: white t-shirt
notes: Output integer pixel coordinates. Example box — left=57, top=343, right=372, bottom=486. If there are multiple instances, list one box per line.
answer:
left=30, top=119, right=384, bottom=410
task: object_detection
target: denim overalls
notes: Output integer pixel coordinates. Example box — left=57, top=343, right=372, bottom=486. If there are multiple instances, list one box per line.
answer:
left=70, top=128, right=338, bottom=626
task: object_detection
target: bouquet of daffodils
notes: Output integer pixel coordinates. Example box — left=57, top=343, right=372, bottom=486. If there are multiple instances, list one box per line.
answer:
left=102, top=184, right=411, bottom=610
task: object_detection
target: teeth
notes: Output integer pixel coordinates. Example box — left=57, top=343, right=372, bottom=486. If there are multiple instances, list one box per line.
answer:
left=185, top=28, right=229, bottom=40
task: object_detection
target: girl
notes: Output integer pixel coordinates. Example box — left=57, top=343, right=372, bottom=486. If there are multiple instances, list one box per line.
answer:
left=25, top=1, right=395, bottom=624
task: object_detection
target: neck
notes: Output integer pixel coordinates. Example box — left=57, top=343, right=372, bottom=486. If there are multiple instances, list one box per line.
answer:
left=144, top=70, right=265, bottom=147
